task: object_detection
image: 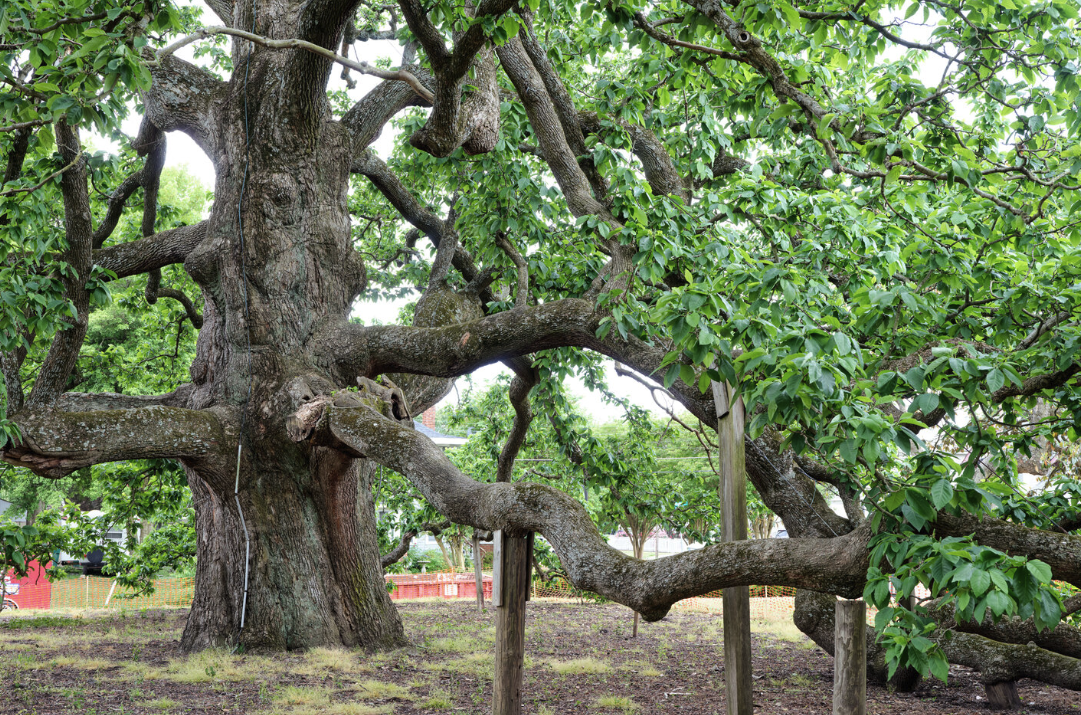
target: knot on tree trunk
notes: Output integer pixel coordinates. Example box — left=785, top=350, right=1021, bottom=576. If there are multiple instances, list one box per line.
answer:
left=286, top=376, right=414, bottom=450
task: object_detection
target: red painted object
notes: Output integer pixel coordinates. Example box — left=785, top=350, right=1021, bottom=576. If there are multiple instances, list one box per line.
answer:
left=386, top=572, right=494, bottom=601
left=3, top=560, right=52, bottom=610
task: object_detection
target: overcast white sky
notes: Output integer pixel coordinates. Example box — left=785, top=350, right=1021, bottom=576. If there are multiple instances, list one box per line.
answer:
left=117, top=2, right=668, bottom=423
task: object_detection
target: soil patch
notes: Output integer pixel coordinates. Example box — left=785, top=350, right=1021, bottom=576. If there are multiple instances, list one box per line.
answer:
left=1, top=601, right=1078, bottom=714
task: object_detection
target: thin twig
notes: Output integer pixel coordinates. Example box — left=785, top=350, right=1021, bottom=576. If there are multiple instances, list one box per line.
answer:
left=0, top=154, right=82, bottom=197
left=0, top=119, right=46, bottom=134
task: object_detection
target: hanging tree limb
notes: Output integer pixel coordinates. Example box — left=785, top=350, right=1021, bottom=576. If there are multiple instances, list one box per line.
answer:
left=25, top=122, right=93, bottom=411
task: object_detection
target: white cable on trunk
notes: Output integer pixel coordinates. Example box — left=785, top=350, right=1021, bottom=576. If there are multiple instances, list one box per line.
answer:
left=235, top=444, right=251, bottom=630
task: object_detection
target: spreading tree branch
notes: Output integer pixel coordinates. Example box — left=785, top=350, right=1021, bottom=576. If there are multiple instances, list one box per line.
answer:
left=3, top=406, right=226, bottom=478
left=290, top=399, right=872, bottom=618
left=94, top=221, right=209, bottom=279
left=153, top=26, right=433, bottom=105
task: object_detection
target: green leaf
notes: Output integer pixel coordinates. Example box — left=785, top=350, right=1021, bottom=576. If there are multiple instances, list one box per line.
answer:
left=969, top=568, right=990, bottom=597
left=817, top=113, right=836, bottom=141
left=930, top=479, right=954, bottom=509
left=839, top=438, right=858, bottom=464
left=928, top=652, right=949, bottom=683
left=1026, top=560, right=1053, bottom=584
left=885, top=166, right=902, bottom=185
left=883, top=489, right=906, bottom=511
left=986, top=368, right=1005, bottom=393
left=985, top=590, right=1010, bottom=618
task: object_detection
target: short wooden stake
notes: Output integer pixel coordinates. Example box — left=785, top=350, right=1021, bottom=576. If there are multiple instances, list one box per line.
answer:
left=984, top=681, right=1021, bottom=710
left=492, top=530, right=503, bottom=606
left=713, top=381, right=753, bottom=715
left=833, top=599, right=867, bottom=715
left=473, top=530, right=484, bottom=612
left=492, top=531, right=531, bottom=715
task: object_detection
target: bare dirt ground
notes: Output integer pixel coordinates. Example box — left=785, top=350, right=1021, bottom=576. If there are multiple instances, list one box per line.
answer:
left=0, top=600, right=1078, bottom=714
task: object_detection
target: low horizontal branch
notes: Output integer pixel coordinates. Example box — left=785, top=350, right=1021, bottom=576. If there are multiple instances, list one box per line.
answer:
left=291, top=400, right=871, bottom=618
left=94, top=221, right=208, bottom=278
left=55, top=385, right=194, bottom=412
left=936, top=511, right=1081, bottom=589
left=3, top=405, right=226, bottom=478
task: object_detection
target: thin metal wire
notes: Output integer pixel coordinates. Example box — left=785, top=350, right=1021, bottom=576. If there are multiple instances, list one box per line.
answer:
left=233, top=4, right=258, bottom=635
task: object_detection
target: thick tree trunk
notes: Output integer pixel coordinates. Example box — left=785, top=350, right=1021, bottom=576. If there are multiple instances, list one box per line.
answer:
left=182, top=453, right=404, bottom=652
left=171, top=36, right=402, bottom=652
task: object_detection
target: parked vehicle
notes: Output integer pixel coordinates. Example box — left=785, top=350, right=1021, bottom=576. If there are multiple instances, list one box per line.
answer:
left=55, top=510, right=127, bottom=575
left=1, top=577, right=19, bottom=611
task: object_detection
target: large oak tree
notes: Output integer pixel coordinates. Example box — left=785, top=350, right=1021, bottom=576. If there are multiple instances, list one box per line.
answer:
left=5, top=0, right=1081, bottom=701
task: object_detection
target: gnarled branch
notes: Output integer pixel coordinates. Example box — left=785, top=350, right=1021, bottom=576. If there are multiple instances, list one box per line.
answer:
left=144, top=54, right=226, bottom=160
left=25, top=121, right=92, bottom=411
left=94, top=221, right=209, bottom=279
left=290, top=400, right=872, bottom=618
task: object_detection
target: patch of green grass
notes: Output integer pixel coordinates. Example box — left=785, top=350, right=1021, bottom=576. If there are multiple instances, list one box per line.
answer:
left=160, top=649, right=270, bottom=682
left=422, top=690, right=454, bottom=709
left=298, top=647, right=356, bottom=674
left=0, top=615, right=81, bottom=629
left=274, top=686, right=329, bottom=707
left=789, top=673, right=812, bottom=687
left=549, top=657, right=611, bottom=675
left=49, top=655, right=113, bottom=670
left=426, top=635, right=483, bottom=652
left=594, top=695, right=638, bottom=714
left=752, top=618, right=811, bottom=644
left=144, top=697, right=180, bottom=711
left=423, top=652, right=491, bottom=678
left=355, top=679, right=412, bottom=700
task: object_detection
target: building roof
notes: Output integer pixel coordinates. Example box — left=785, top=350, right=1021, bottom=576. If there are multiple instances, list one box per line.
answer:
left=413, top=421, right=469, bottom=448
left=0, top=498, right=25, bottom=524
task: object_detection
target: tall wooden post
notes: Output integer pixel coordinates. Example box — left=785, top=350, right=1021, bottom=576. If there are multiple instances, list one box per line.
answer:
left=473, top=530, right=484, bottom=611
left=492, top=530, right=532, bottom=715
left=712, top=381, right=753, bottom=715
left=833, top=599, right=867, bottom=715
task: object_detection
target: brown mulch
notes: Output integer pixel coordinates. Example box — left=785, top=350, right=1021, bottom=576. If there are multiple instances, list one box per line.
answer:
left=0, top=601, right=1078, bottom=714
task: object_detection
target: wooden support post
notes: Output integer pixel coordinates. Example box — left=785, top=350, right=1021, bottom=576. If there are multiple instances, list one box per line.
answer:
left=712, top=381, right=753, bottom=715
left=833, top=599, right=867, bottom=715
left=473, top=530, right=484, bottom=611
left=492, top=531, right=531, bottom=715
left=984, top=682, right=1021, bottom=710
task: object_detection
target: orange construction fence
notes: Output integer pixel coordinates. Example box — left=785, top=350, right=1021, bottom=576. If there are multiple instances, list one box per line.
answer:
left=3, top=563, right=812, bottom=617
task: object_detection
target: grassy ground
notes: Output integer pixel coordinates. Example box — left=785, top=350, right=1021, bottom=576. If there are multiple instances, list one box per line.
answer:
left=1, top=600, right=1079, bottom=714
